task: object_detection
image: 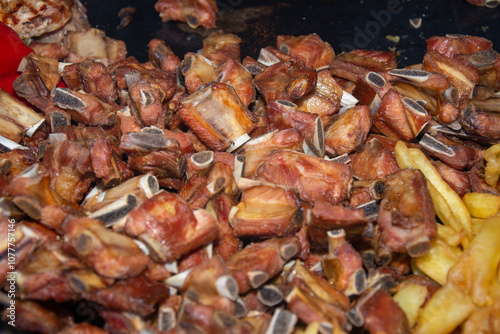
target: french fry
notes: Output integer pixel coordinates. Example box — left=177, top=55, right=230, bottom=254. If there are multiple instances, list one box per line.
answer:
left=394, top=141, right=472, bottom=246
left=413, top=282, right=475, bottom=334
left=414, top=236, right=462, bottom=285
left=462, top=298, right=500, bottom=334
left=484, top=143, right=500, bottom=188
left=436, top=224, right=465, bottom=247
left=447, top=214, right=500, bottom=307
left=392, top=283, right=428, bottom=328
left=428, top=182, right=468, bottom=246
left=463, top=192, right=500, bottom=219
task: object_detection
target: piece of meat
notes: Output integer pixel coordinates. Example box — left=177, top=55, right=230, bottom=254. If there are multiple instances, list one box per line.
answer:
left=181, top=52, right=219, bottom=94
left=351, top=138, right=400, bottom=180
left=217, top=58, right=255, bottom=107
left=256, top=150, right=352, bottom=205
left=324, top=105, right=372, bottom=156
left=254, top=62, right=317, bottom=103
left=202, top=31, right=242, bottom=67
left=277, top=33, right=335, bottom=69
left=149, top=38, right=181, bottom=74
left=237, top=129, right=303, bottom=178
left=350, top=288, right=411, bottom=334
left=373, top=88, right=431, bottom=141
left=178, top=82, right=256, bottom=152
left=125, top=191, right=219, bottom=262
left=63, top=216, right=150, bottom=279
left=154, top=0, right=217, bottom=29
left=307, top=202, right=368, bottom=249
left=427, top=35, right=493, bottom=58
left=83, top=275, right=170, bottom=317
left=78, top=59, right=118, bottom=103
left=377, top=169, right=437, bottom=262
left=206, top=193, right=242, bottom=260
left=230, top=185, right=302, bottom=238
left=15, top=240, right=86, bottom=302
left=42, top=140, right=94, bottom=203
left=227, top=236, right=301, bottom=294
left=0, top=0, right=72, bottom=39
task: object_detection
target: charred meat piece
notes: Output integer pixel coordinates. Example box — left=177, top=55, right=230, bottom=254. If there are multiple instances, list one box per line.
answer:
left=65, top=28, right=127, bottom=65
left=15, top=240, right=89, bottom=302
left=419, top=133, right=482, bottom=170
left=168, top=255, right=238, bottom=313
left=206, top=193, right=242, bottom=260
left=154, top=0, right=217, bottom=29
left=266, top=100, right=324, bottom=157
left=217, top=58, right=255, bottom=107
left=295, top=70, right=342, bottom=125
left=277, top=33, right=335, bottom=69
left=181, top=52, right=219, bottom=94
left=432, top=160, right=471, bottom=197
left=227, top=236, right=301, bottom=294
left=423, top=50, right=479, bottom=100
left=377, top=169, right=437, bottom=262
left=351, top=138, right=400, bottom=180
left=51, top=88, right=117, bottom=126
left=63, top=216, right=150, bottom=279
left=83, top=275, right=170, bottom=317
left=256, top=150, right=352, bottom=205
left=125, top=191, right=219, bottom=262
left=149, top=38, right=181, bottom=74
left=179, top=82, right=256, bottom=152
left=322, top=229, right=366, bottom=296
left=237, top=129, right=303, bottom=178
left=202, top=31, right=242, bottom=67
left=324, top=105, right=371, bottom=157
left=426, top=34, right=493, bottom=58
left=307, top=202, right=367, bottom=249
left=0, top=0, right=73, bottom=39
left=373, top=89, right=431, bottom=141
left=42, top=140, right=94, bottom=203
left=348, top=288, right=410, bottom=334
left=78, top=59, right=118, bottom=103
left=254, top=62, right=317, bottom=103
left=460, top=99, right=500, bottom=139
left=230, top=185, right=302, bottom=238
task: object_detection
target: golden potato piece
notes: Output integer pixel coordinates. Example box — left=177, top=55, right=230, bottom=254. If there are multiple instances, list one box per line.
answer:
left=414, top=282, right=474, bottom=334
left=484, top=143, right=500, bottom=188
left=414, top=236, right=462, bottom=285
left=393, top=283, right=428, bottom=328
left=447, top=215, right=500, bottom=307
left=463, top=192, right=500, bottom=219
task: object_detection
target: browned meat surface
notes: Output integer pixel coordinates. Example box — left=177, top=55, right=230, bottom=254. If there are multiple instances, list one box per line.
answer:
left=154, top=0, right=217, bottom=29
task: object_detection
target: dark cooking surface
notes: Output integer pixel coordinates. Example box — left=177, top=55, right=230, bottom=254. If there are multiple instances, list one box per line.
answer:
left=84, top=0, right=500, bottom=67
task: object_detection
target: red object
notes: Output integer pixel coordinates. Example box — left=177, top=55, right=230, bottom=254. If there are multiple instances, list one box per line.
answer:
left=0, top=23, right=33, bottom=96
left=0, top=23, right=33, bottom=77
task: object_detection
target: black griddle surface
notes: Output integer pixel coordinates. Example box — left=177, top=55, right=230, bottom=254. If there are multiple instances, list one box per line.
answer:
left=84, top=0, right=500, bottom=67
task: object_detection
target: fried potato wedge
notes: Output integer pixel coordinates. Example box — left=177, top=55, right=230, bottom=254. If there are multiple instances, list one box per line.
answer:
left=414, top=282, right=475, bottom=334
left=484, top=143, right=500, bottom=188
left=393, top=283, right=428, bottom=328
left=447, top=214, right=500, bottom=307
left=463, top=192, right=500, bottom=219
left=414, top=236, right=462, bottom=285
